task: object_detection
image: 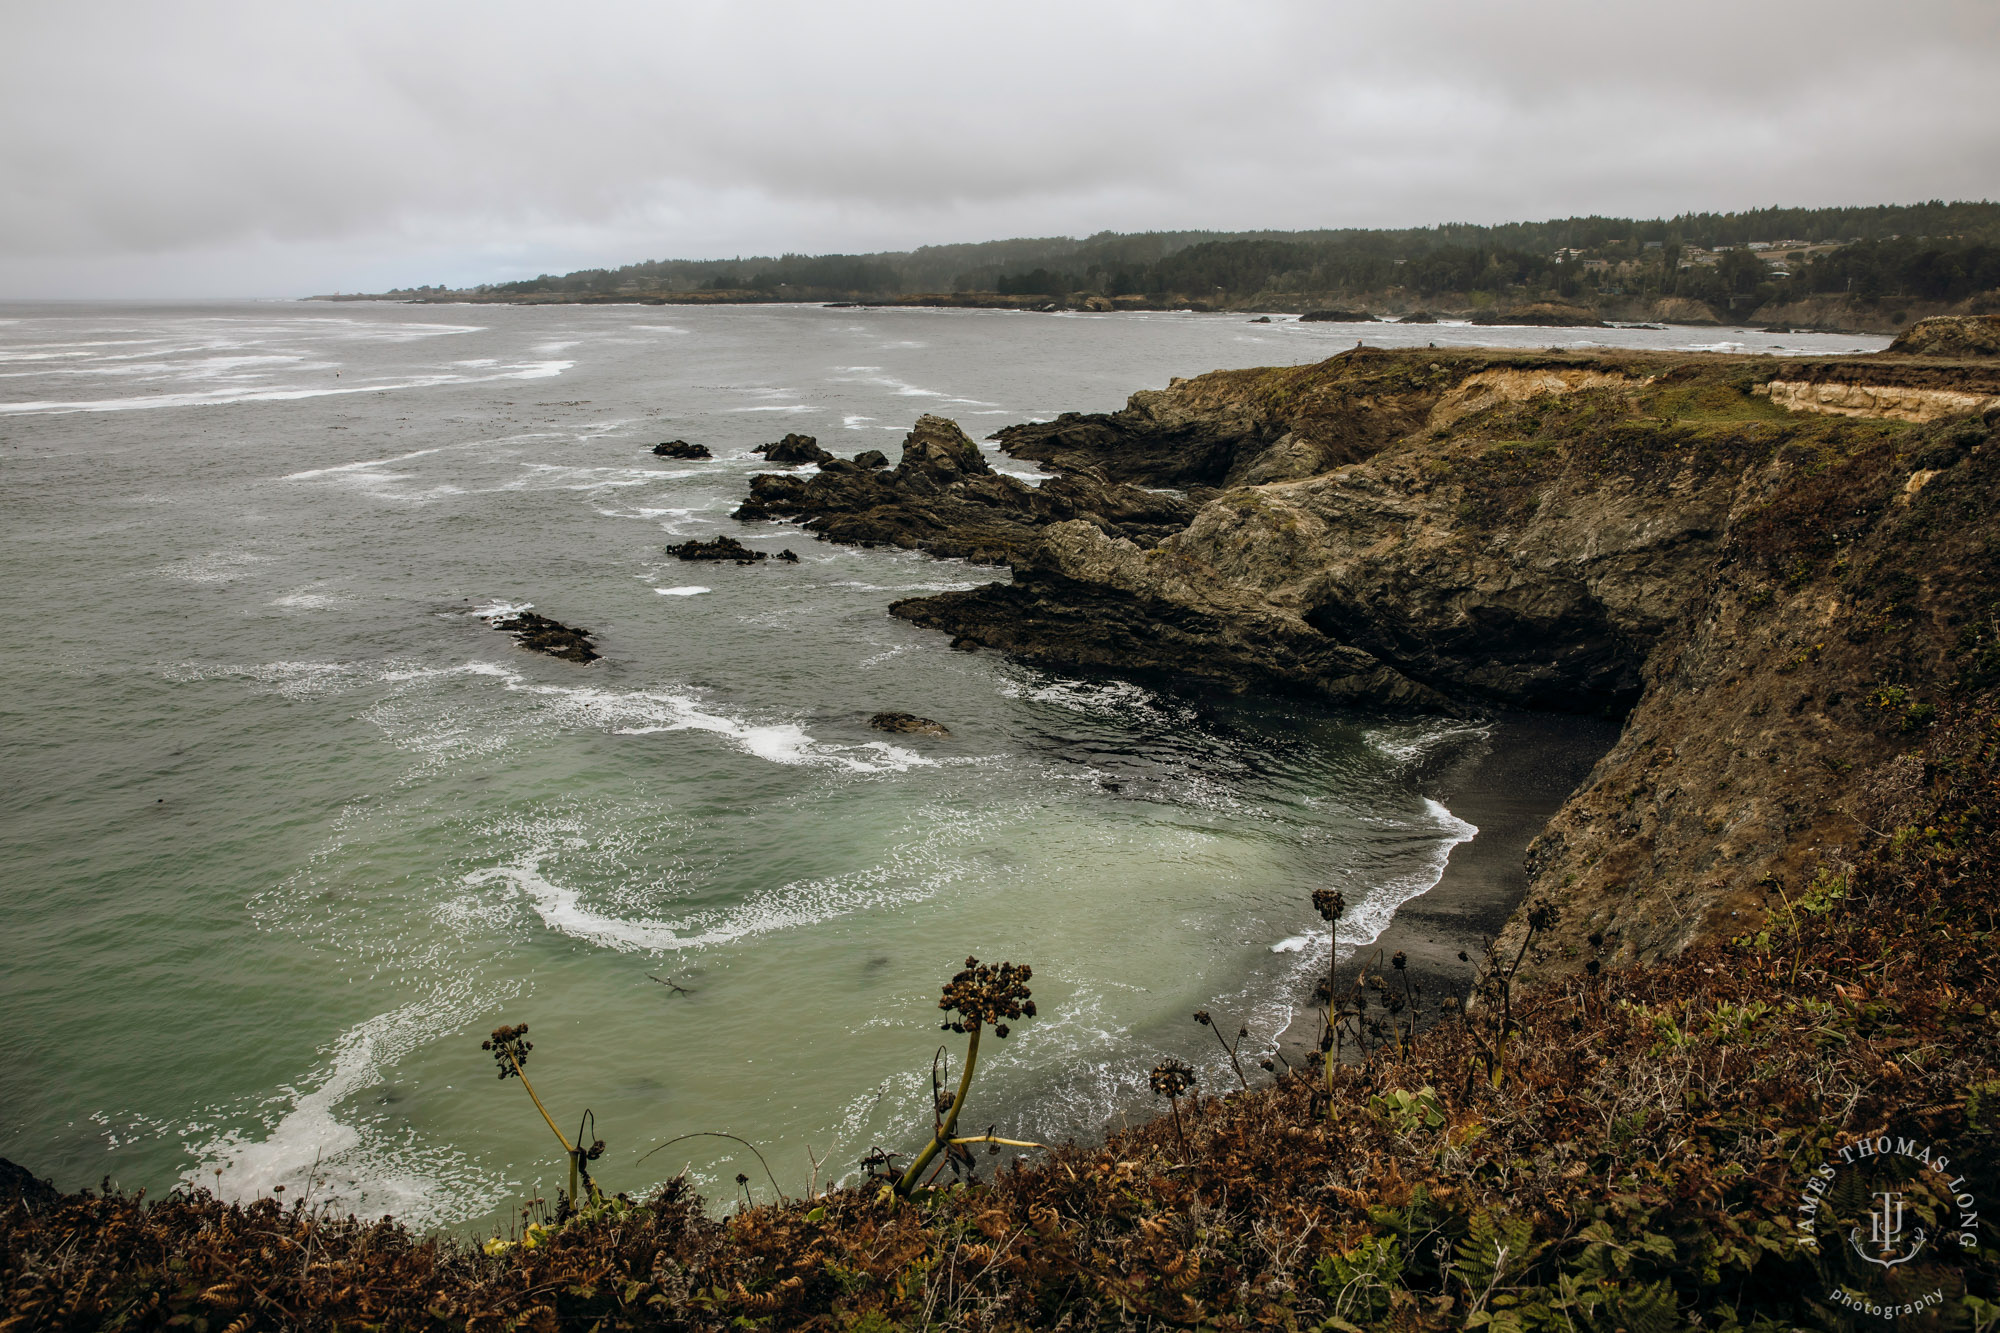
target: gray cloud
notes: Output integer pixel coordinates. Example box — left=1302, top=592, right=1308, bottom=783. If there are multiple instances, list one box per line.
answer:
left=2, top=0, right=1995, bottom=297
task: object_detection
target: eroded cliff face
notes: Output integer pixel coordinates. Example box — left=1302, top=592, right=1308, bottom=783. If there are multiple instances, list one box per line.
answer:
left=868, top=349, right=2000, bottom=974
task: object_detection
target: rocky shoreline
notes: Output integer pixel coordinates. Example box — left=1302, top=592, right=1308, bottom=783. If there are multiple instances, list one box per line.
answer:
left=9, top=326, right=2000, bottom=1333
left=725, top=317, right=2000, bottom=979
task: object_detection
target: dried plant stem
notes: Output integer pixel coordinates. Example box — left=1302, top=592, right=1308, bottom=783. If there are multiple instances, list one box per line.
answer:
left=897, top=1023, right=981, bottom=1195
left=1207, top=1020, right=1250, bottom=1090
left=507, top=1052, right=579, bottom=1206
left=1167, top=1097, right=1190, bottom=1161
left=1323, top=923, right=1339, bottom=1111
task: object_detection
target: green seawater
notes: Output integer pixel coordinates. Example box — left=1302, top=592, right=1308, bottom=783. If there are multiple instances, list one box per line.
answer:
left=0, top=302, right=1887, bottom=1230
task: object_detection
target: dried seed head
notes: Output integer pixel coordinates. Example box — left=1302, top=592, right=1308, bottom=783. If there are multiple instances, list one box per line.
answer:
left=1585, top=959, right=1602, bottom=977
left=482, top=1024, right=532, bottom=1079
left=1526, top=899, right=1560, bottom=932
left=1587, top=932, right=1605, bottom=949
left=1192, top=1010, right=1212, bottom=1027
left=1457, top=951, right=1470, bottom=963
left=1149, top=1059, right=1196, bottom=1099
left=1391, top=950, right=1408, bottom=971
left=937, top=957, right=1035, bottom=1037
left=1312, top=888, right=1347, bottom=923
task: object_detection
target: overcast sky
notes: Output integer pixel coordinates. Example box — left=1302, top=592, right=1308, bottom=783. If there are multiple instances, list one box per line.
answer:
left=3, top=1, right=1996, bottom=299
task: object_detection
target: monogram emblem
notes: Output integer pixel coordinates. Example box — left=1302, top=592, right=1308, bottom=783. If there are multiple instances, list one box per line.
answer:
left=1849, top=1189, right=1928, bottom=1268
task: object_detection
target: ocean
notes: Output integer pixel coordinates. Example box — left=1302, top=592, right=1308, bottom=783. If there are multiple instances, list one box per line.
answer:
left=0, top=300, right=1888, bottom=1231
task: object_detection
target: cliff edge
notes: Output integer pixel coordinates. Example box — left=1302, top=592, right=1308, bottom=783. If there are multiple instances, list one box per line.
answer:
left=779, top=329, right=2000, bottom=978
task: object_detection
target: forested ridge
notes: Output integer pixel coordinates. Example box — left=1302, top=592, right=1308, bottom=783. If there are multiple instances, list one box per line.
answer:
left=370, top=201, right=2000, bottom=328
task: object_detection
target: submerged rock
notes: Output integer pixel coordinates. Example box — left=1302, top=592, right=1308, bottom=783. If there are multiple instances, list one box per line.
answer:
left=667, top=535, right=766, bottom=563
left=756, top=433, right=835, bottom=465
left=869, top=712, right=951, bottom=737
left=776, top=548, right=800, bottom=563
left=485, top=610, right=599, bottom=663
left=652, top=440, right=712, bottom=459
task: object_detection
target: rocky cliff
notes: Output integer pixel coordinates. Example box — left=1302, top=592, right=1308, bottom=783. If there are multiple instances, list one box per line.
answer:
left=733, top=328, right=2000, bottom=976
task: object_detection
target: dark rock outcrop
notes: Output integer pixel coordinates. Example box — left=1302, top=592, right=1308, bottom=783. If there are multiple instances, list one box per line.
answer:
left=854, top=450, right=889, bottom=469
left=652, top=440, right=712, bottom=459
left=1398, top=311, right=1439, bottom=324
left=868, top=712, right=952, bottom=737
left=485, top=610, right=599, bottom=663
left=668, top=535, right=766, bottom=563
left=1470, top=303, right=1608, bottom=328
left=1887, top=314, right=2000, bottom=358
left=1299, top=308, right=1373, bottom=322
left=756, top=434, right=835, bottom=465
left=0, top=1158, right=56, bottom=1207
left=729, top=414, right=1201, bottom=564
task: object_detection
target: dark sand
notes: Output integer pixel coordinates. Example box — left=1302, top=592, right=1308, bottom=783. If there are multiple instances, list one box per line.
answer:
left=1286, top=709, right=1619, bottom=1059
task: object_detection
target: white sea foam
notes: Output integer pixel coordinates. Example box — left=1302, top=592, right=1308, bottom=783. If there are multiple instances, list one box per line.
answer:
left=158, top=550, right=270, bottom=584
left=1364, top=720, right=1492, bottom=765
left=188, top=991, right=515, bottom=1227
left=826, top=579, right=981, bottom=594
left=270, top=590, right=350, bottom=610
left=1269, top=798, right=1476, bottom=956
left=464, top=800, right=1003, bottom=954
left=998, top=675, right=1164, bottom=717
left=284, top=445, right=451, bottom=480
left=655, top=585, right=710, bottom=596
left=0, top=360, right=571, bottom=416
left=361, top=658, right=937, bottom=773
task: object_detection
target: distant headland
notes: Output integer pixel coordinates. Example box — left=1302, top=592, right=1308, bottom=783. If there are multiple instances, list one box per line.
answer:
left=314, top=199, right=2000, bottom=336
